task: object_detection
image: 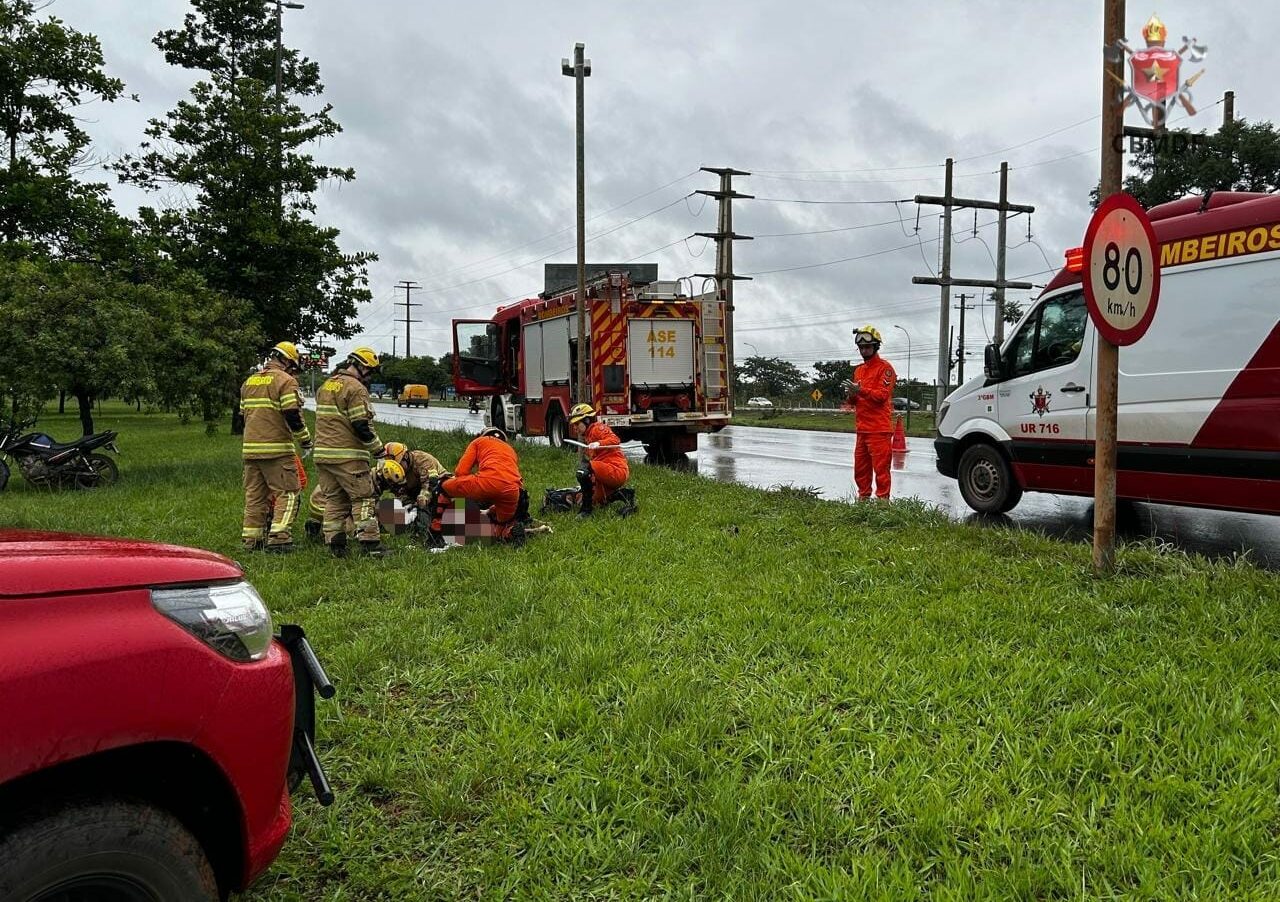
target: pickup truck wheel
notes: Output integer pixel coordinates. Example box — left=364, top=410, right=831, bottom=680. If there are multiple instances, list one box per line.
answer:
left=0, top=799, right=219, bottom=902
left=957, top=443, right=1023, bottom=514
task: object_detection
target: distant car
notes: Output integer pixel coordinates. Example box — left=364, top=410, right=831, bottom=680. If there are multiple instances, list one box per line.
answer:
left=397, top=384, right=430, bottom=408
left=0, top=529, right=334, bottom=901
left=746, top=397, right=773, bottom=408
left=893, top=398, right=922, bottom=411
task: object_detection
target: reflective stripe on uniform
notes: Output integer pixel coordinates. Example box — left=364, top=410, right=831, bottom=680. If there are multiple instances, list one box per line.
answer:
left=242, top=526, right=266, bottom=538
left=241, top=398, right=280, bottom=410
left=242, top=442, right=295, bottom=456
left=314, top=448, right=371, bottom=462
left=270, top=492, right=300, bottom=533
left=278, top=392, right=300, bottom=408
left=315, top=404, right=343, bottom=417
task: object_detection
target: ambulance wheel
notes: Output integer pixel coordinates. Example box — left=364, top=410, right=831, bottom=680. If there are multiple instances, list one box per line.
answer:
left=957, top=443, right=1022, bottom=514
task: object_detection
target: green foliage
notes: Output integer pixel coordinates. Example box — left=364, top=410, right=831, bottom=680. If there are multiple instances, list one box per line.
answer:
left=1092, top=119, right=1280, bottom=209
left=0, top=0, right=124, bottom=253
left=115, top=0, right=374, bottom=343
left=810, top=358, right=853, bottom=399
left=380, top=354, right=448, bottom=395
left=6, top=407, right=1279, bottom=899
left=735, top=355, right=807, bottom=400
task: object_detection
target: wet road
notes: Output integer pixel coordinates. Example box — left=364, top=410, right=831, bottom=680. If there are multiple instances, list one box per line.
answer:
left=371, top=402, right=1280, bottom=569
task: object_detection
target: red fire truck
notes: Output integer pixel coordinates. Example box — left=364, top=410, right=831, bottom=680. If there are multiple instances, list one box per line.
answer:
left=453, top=269, right=730, bottom=459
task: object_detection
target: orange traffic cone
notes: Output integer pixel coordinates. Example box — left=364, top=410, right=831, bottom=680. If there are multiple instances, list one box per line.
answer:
left=891, top=415, right=908, bottom=452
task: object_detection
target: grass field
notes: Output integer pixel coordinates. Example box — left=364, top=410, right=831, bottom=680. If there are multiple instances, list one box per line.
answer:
left=4, top=407, right=1279, bottom=900
left=732, top=408, right=937, bottom=438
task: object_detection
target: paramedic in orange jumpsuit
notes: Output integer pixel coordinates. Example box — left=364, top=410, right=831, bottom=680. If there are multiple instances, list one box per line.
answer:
left=846, top=325, right=897, bottom=499
left=428, top=427, right=524, bottom=543
left=567, top=403, right=629, bottom=515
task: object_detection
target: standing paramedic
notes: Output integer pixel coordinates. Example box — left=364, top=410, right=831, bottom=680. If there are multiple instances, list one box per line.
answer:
left=314, top=347, right=385, bottom=556
left=426, top=427, right=526, bottom=550
left=566, top=403, right=629, bottom=516
left=845, top=325, right=896, bottom=500
left=239, top=341, right=311, bottom=552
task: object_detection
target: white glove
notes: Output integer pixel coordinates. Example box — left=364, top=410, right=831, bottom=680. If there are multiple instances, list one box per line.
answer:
left=588, top=441, right=600, bottom=450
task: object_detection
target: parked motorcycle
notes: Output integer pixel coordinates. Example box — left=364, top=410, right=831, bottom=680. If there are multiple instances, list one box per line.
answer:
left=0, top=417, right=120, bottom=491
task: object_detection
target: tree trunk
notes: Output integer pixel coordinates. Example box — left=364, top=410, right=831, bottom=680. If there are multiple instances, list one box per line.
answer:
left=75, top=392, right=95, bottom=436
left=59, top=390, right=66, bottom=414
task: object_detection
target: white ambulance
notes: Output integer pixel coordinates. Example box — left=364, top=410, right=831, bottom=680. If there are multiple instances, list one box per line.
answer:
left=935, top=190, right=1280, bottom=516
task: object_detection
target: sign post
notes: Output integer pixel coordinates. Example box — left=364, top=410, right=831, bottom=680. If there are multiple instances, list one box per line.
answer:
left=811, top=388, right=822, bottom=406
left=1082, top=189, right=1160, bottom=574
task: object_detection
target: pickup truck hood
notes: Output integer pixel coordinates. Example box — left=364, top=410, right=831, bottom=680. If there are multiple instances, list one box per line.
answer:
left=0, top=530, right=243, bottom=598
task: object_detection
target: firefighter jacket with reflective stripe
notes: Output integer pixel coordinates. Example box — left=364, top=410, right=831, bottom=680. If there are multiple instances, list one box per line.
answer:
left=852, top=354, right=897, bottom=434
left=314, top=370, right=383, bottom=462
left=454, top=435, right=522, bottom=486
left=399, top=449, right=445, bottom=503
left=240, top=360, right=309, bottom=459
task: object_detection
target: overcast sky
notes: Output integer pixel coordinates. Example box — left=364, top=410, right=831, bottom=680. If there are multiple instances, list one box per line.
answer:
left=57, top=0, right=1267, bottom=382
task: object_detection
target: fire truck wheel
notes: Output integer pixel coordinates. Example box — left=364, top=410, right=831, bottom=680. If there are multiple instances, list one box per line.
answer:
left=957, top=443, right=1022, bottom=514
left=489, top=399, right=507, bottom=434
left=546, top=410, right=568, bottom=449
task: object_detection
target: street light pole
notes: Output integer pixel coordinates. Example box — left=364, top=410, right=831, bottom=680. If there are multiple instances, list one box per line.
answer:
left=894, top=325, right=912, bottom=431
left=561, top=43, right=591, bottom=404
left=272, top=0, right=304, bottom=218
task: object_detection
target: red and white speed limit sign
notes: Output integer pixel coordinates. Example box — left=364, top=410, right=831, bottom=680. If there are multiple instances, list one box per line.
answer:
left=1083, top=192, right=1161, bottom=346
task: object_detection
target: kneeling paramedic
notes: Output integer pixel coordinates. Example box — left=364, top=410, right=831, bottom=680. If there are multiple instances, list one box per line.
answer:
left=382, top=441, right=446, bottom=512
left=239, top=341, right=311, bottom=552
left=846, top=325, right=896, bottom=500
left=314, top=347, right=385, bottom=556
left=567, top=403, right=630, bottom=516
left=427, top=427, right=527, bottom=548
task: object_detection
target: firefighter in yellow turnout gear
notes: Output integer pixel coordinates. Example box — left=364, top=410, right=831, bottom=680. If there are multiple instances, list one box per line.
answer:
left=314, top=347, right=385, bottom=556
left=240, top=342, right=311, bottom=552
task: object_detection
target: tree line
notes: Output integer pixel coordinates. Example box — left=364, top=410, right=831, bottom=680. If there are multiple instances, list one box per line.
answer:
left=0, top=0, right=373, bottom=434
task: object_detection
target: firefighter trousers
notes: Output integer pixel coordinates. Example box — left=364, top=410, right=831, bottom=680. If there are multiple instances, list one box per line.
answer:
left=432, top=474, right=522, bottom=537
left=316, top=459, right=379, bottom=545
left=587, top=459, right=629, bottom=505
left=242, top=456, right=302, bottom=547
left=853, top=432, right=892, bottom=500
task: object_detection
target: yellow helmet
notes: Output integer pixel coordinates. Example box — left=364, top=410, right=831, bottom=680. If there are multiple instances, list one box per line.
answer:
left=568, top=403, right=596, bottom=424
left=375, top=458, right=406, bottom=486
left=348, top=346, right=381, bottom=369
left=271, top=341, right=300, bottom=365
left=383, top=441, right=408, bottom=464
left=854, top=325, right=883, bottom=346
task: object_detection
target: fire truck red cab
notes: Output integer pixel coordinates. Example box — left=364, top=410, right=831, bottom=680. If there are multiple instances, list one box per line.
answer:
left=454, top=269, right=730, bottom=459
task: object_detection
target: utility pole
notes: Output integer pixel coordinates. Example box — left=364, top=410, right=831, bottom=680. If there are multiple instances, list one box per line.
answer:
left=914, top=160, right=1035, bottom=409
left=272, top=0, right=304, bottom=218
left=893, top=324, right=912, bottom=431
left=1223, top=90, right=1235, bottom=127
left=1094, top=0, right=1126, bottom=574
left=394, top=280, right=422, bottom=358
left=694, top=167, right=752, bottom=411
left=993, top=162, right=1010, bottom=346
left=561, top=43, right=591, bottom=403
left=954, top=293, right=975, bottom=384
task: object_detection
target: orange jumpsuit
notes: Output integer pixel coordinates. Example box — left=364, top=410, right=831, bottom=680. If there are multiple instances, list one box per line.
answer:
left=438, top=435, right=524, bottom=528
left=583, top=421, right=629, bottom=504
left=851, top=354, right=896, bottom=499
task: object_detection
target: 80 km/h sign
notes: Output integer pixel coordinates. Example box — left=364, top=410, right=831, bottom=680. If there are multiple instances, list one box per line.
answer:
left=1083, top=192, right=1161, bottom=346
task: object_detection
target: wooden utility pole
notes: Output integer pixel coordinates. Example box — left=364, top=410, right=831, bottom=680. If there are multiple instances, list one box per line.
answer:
left=954, top=293, right=975, bottom=384
left=1223, top=90, right=1235, bottom=127
left=993, top=162, right=1010, bottom=346
left=914, top=160, right=1035, bottom=408
left=562, top=43, right=592, bottom=403
left=394, top=280, right=422, bottom=358
left=694, top=167, right=752, bottom=411
left=1094, top=0, right=1126, bottom=574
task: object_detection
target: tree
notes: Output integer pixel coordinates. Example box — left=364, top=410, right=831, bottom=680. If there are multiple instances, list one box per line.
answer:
left=811, top=359, right=854, bottom=400
left=115, top=0, right=374, bottom=344
left=734, top=356, right=807, bottom=400
left=988, top=291, right=1025, bottom=326
left=0, top=0, right=124, bottom=253
left=1092, top=119, right=1280, bottom=209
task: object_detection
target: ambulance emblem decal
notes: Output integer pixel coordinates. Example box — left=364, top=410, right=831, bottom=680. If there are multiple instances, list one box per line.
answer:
left=1029, top=387, right=1052, bottom=417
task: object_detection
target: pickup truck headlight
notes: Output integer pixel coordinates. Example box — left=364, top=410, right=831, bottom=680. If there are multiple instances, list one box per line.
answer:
left=151, top=581, right=274, bottom=662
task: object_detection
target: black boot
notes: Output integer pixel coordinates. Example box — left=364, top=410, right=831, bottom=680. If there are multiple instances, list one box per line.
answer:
left=614, top=487, right=638, bottom=517
left=328, top=533, right=348, bottom=558
left=304, top=520, right=322, bottom=542
left=359, top=540, right=385, bottom=558
left=576, top=465, right=594, bottom=517
left=265, top=542, right=295, bottom=555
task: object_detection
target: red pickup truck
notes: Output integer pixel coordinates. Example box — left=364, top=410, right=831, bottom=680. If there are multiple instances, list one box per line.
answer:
left=0, top=530, right=334, bottom=901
